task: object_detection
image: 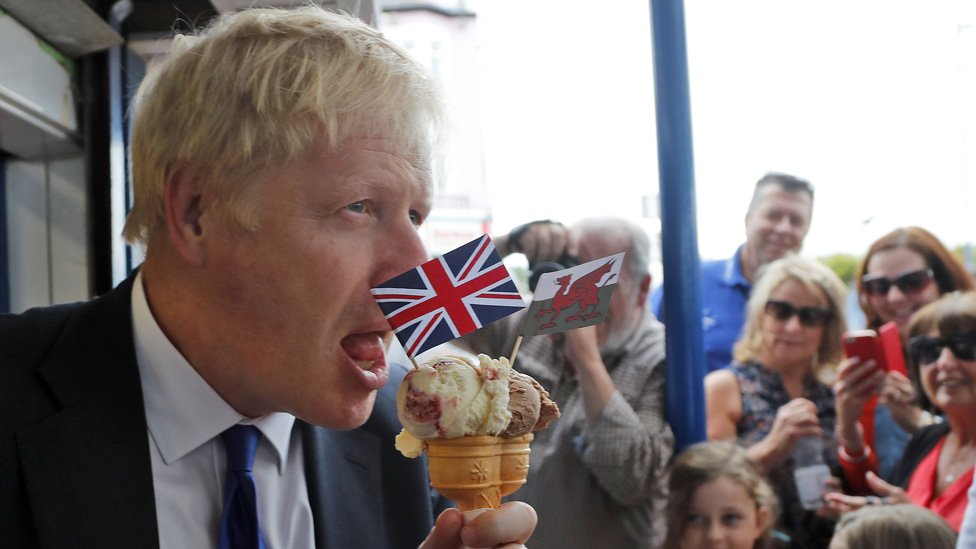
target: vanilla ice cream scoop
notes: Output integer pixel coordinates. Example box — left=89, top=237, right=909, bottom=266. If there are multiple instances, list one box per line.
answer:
left=396, top=354, right=512, bottom=447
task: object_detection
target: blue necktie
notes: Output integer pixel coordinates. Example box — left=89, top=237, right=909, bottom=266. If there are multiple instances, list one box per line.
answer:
left=219, top=425, right=268, bottom=549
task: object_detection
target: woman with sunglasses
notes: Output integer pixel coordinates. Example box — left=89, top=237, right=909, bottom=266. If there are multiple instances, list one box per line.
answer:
left=826, top=291, right=976, bottom=531
left=706, top=254, right=848, bottom=547
left=857, top=227, right=972, bottom=334
left=834, top=228, right=973, bottom=486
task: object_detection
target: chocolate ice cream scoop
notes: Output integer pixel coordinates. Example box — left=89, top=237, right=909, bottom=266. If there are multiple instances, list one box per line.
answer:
left=501, top=371, right=560, bottom=438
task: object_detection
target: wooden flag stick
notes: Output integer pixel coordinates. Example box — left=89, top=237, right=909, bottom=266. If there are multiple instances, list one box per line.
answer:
left=509, top=335, right=524, bottom=367
left=409, top=356, right=420, bottom=369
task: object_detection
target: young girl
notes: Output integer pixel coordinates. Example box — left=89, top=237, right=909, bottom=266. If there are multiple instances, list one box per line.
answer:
left=665, top=441, right=780, bottom=549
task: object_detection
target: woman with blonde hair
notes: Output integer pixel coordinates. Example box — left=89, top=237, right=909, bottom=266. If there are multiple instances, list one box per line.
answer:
left=706, top=253, right=848, bottom=547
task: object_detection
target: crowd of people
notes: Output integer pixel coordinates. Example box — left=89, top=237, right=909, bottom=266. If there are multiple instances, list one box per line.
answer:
left=653, top=177, right=975, bottom=547
left=482, top=168, right=976, bottom=548
left=455, top=170, right=976, bottom=548
left=1, top=4, right=974, bottom=549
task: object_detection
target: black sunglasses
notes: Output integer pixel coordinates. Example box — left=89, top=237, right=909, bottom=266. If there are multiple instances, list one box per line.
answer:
left=863, top=268, right=934, bottom=297
left=909, top=333, right=976, bottom=365
left=764, top=300, right=832, bottom=327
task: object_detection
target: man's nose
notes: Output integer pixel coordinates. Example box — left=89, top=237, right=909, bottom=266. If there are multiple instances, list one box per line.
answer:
left=774, top=216, right=793, bottom=233
left=373, top=225, right=428, bottom=285
left=400, top=227, right=428, bottom=267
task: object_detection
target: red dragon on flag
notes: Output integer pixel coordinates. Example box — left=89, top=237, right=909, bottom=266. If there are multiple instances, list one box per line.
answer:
left=520, top=253, right=625, bottom=336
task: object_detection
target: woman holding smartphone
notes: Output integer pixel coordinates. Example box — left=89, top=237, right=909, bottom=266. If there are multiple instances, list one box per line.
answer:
left=827, top=291, right=976, bottom=531
left=834, top=227, right=973, bottom=485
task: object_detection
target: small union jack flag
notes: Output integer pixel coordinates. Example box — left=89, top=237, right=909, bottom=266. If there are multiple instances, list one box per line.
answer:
left=371, top=235, right=526, bottom=357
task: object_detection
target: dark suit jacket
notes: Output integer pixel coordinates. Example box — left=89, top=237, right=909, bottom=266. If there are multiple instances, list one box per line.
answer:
left=0, top=274, right=449, bottom=548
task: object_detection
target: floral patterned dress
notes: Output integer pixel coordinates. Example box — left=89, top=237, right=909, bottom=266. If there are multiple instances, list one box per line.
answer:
left=730, top=360, right=839, bottom=548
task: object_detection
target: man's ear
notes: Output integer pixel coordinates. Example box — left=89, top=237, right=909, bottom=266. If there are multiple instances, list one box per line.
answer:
left=164, top=167, right=207, bottom=267
left=636, top=273, right=651, bottom=307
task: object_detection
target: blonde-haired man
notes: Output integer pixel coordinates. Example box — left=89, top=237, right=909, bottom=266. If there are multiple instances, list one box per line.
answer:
left=0, top=7, right=535, bottom=548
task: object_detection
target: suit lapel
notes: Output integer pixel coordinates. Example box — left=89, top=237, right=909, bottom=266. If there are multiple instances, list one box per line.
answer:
left=302, top=422, right=386, bottom=549
left=17, top=276, right=159, bottom=548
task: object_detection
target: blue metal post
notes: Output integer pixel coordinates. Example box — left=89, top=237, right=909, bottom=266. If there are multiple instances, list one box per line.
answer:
left=649, top=0, right=706, bottom=451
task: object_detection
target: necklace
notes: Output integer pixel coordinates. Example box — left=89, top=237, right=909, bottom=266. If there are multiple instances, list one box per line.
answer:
left=943, top=461, right=970, bottom=485
left=942, top=444, right=976, bottom=485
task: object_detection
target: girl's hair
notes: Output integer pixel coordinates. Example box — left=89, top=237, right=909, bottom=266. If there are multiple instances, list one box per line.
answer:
left=905, top=290, right=976, bottom=411
left=857, top=226, right=974, bottom=330
left=123, top=6, right=442, bottom=245
left=664, top=441, right=778, bottom=549
left=733, top=253, right=848, bottom=382
left=832, top=504, right=956, bottom=549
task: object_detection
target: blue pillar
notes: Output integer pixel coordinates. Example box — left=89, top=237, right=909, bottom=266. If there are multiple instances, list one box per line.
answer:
left=649, top=0, right=706, bottom=451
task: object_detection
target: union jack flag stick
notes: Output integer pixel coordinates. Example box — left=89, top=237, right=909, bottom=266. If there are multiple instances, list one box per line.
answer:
left=372, top=235, right=526, bottom=361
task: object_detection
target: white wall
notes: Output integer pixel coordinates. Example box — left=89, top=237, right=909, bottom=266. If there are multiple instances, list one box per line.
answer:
left=0, top=7, right=88, bottom=312
left=6, top=155, right=89, bottom=312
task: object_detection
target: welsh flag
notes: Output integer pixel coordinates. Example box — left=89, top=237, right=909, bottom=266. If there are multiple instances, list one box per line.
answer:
left=520, top=253, right=625, bottom=336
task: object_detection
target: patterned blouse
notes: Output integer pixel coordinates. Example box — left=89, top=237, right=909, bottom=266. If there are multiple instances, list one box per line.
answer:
left=730, top=360, right=839, bottom=548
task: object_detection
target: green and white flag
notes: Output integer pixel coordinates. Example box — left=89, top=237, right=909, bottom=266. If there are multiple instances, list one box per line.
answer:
left=521, top=253, right=625, bottom=336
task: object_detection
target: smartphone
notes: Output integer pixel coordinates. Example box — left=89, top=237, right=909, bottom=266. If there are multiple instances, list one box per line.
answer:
left=843, top=330, right=883, bottom=369
left=842, top=321, right=908, bottom=376
left=877, top=321, right=908, bottom=376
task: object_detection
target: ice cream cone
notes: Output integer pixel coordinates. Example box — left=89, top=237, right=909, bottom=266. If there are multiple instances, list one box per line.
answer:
left=499, top=433, right=533, bottom=498
left=426, top=435, right=503, bottom=511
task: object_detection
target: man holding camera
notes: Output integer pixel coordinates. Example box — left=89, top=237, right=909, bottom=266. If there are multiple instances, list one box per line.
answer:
left=457, top=217, right=673, bottom=549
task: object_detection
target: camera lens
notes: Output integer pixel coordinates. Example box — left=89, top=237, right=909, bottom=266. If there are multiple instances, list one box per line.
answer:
left=528, top=261, right=569, bottom=292
left=527, top=252, right=580, bottom=292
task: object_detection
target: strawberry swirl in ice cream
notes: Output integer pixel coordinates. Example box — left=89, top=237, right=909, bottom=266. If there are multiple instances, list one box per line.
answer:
left=395, top=354, right=559, bottom=457
left=395, top=354, right=512, bottom=457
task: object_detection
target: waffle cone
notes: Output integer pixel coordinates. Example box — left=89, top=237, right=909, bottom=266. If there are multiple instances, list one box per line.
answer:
left=426, top=435, right=503, bottom=511
left=425, top=434, right=534, bottom=511
left=499, top=433, right=533, bottom=497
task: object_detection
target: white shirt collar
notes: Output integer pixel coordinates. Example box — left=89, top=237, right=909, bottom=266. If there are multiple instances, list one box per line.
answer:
left=131, top=270, right=295, bottom=472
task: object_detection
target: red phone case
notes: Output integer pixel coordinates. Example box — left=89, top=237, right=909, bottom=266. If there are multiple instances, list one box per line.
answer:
left=843, top=323, right=908, bottom=451
left=842, top=323, right=908, bottom=376
left=843, top=330, right=883, bottom=369
left=877, top=321, right=908, bottom=376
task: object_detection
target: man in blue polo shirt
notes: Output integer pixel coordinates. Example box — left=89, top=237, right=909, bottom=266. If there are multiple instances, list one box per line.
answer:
left=651, top=172, right=814, bottom=372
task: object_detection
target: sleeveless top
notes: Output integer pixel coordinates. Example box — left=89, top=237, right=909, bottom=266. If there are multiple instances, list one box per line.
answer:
left=730, top=360, right=839, bottom=548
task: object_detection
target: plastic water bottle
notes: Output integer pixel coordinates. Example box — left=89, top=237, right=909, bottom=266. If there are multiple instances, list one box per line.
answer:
left=793, top=435, right=831, bottom=510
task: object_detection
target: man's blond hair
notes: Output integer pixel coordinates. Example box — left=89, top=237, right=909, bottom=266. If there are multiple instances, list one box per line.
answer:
left=124, top=6, right=442, bottom=244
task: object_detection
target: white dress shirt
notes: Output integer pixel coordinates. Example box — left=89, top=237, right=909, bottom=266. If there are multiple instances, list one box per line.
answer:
left=131, top=272, right=315, bottom=548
